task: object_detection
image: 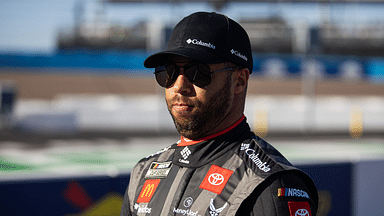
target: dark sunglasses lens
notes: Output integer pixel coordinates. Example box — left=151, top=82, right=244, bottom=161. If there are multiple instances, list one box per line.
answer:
left=155, top=63, right=213, bottom=88
left=184, top=63, right=211, bottom=87
left=155, top=65, right=178, bottom=87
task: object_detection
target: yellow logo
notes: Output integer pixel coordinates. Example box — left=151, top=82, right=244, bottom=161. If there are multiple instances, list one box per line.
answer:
left=141, top=184, right=155, bottom=197
left=137, top=179, right=160, bottom=203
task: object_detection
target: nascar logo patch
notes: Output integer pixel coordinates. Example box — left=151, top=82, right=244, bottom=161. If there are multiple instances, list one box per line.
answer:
left=278, top=188, right=310, bottom=199
left=145, top=161, right=172, bottom=179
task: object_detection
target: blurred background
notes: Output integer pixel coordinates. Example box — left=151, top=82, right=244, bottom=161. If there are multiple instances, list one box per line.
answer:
left=1, top=0, right=384, bottom=215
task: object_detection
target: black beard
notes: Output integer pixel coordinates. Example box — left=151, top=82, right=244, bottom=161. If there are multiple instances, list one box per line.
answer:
left=168, top=73, right=232, bottom=140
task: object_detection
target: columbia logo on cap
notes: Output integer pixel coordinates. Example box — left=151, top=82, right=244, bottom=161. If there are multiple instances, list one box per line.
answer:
left=231, top=49, right=248, bottom=61
left=186, top=38, right=216, bottom=50
left=144, top=12, right=253, bottom=73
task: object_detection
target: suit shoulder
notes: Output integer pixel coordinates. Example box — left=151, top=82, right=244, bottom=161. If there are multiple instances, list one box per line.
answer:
left=138, top=144, right=176, bottom=163
left=236, top=135, right=309, bottom=180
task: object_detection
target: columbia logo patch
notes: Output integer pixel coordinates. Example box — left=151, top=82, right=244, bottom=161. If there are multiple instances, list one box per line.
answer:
left=186, top=38, right=216, bottom=49
left=230, top=49, right=248, bottom=61
left=240, top=143, right=250, bottom=151
left=240, top=143, right=271, bottom=172
left=178, top=146, right=191, bottom=164
left=180, top=146, right=191, bottom=160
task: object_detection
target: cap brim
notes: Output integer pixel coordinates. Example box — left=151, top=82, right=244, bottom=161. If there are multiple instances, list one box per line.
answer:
left=143, top=47, right=228, bottom=68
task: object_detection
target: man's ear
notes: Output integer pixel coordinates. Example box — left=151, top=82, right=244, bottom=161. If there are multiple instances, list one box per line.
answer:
left=234, top=68, right=249, bottom=94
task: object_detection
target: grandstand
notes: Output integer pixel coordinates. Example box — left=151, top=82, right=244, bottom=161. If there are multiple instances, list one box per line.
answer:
left=57, top=10, right=384, bottom=56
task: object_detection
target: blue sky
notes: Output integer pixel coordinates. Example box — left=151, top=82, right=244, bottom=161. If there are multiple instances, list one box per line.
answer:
left=1, top=0, right=384, bottom=53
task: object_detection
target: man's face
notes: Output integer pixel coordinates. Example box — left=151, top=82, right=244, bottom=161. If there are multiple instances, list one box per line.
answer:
left=165, top=58, right=236, bottom=140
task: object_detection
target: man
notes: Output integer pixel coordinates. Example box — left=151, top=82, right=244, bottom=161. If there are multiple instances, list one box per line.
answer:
left=121, top=12, right=318, bottom=216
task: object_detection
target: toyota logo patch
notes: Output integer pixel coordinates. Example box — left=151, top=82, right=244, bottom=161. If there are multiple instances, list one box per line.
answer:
left=208, top=173, right=225, bottom=185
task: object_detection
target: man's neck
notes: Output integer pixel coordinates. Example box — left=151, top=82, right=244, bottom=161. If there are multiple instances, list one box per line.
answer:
left=178, top=115, right=245, bottom=146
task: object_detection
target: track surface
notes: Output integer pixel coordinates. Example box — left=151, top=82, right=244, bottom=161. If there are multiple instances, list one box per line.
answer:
left=1, top=133, right=383, bottom=181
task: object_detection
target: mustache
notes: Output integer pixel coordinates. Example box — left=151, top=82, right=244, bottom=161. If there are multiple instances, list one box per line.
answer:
left=167, top=95, right=196, bottom=107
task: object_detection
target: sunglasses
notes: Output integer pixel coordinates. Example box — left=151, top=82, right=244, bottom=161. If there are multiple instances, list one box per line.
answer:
left=154, top=63, right=241, bottom=88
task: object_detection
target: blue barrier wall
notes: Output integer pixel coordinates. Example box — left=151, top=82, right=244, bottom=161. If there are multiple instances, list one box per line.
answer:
left=1, top=51, right=382, bottom=82
left=0, top=174, right=130, bottom=216
left=0, top=162, right=353, bottom=216
left=0, top=51, right=151, bottom=73
left=298, top=163, right=353, bottom=216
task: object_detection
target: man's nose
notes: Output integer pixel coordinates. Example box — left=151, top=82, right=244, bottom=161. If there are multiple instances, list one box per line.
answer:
left=171, top=70, right=193, bottom=95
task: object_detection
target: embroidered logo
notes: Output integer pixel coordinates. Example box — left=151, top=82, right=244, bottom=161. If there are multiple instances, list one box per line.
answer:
left=278, top=188, right=310, bottom=199
left=181, top=146, right=191, bottom=160
left=295, top=209, right=310, bottom=216
left=179, top=146, right=191, bottom=164
left=240, top=143, right=250, bottom=151
left=209, top=198, right=228, bottom=216
left=208, top=173, right=224, bottom=186
left=288, top=201, right=312, bottom=216
left=240, top=143, right=271, bottom=172
left=230, top=49, right=248, bottom=61
left=199, top=165, right=233, bottom=195
left=136, top=179, right=160, bottom=203
left=145, top=161, right=172, bottom=179
left=134, top=203, right=152, bottom=214
left=186, top=38, right=216, bottom=49
left=173, top=207, right=200, bottom=216
left=173, top=197, right=200, bottom=216
left=183, top=197, right=194, bottom=208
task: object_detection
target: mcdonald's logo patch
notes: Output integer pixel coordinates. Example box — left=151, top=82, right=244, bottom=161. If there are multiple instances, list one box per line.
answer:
left=137, top=179, right=160, bottom=203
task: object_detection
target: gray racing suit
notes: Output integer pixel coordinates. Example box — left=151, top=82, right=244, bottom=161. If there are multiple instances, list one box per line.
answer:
left=121, top=117, right=318, bottom=216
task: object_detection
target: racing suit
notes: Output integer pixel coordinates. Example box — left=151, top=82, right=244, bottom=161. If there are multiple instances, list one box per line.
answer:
left=121, top=116, right=318, bottom=215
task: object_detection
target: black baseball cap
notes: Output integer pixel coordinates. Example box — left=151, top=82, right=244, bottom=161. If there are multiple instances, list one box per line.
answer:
left=144, top=12, right=253, bottom=73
